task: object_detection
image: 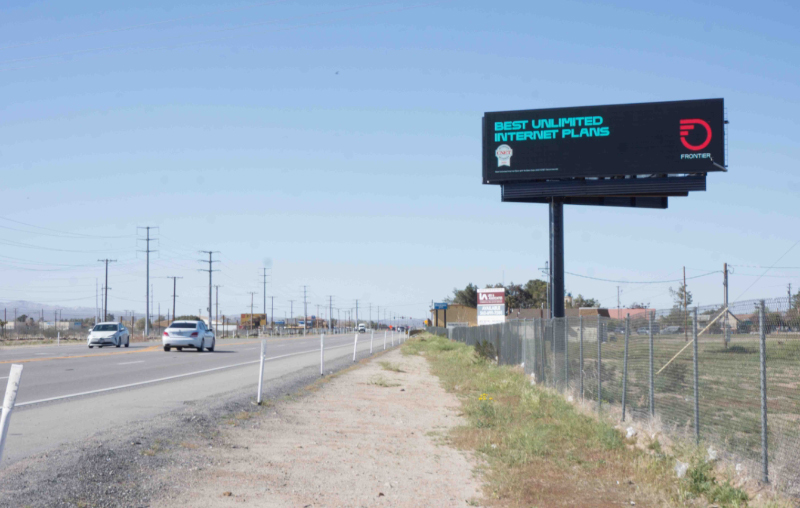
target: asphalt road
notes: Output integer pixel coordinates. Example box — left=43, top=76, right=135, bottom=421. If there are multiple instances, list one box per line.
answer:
left=0, top=330, right=403, bottom=465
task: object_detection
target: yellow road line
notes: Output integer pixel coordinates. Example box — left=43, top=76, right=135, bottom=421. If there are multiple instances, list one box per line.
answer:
left=0, top=335, right=328, bottom=364
left=0, top=345, right=162, bottom=364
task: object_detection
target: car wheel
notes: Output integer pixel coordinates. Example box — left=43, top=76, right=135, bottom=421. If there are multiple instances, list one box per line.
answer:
left=88, top=346, right=94, bottom=349
left=207, top=339, right=215, bottom=352
left=196, top=342, right=204, bottom=352
left=177, top=347, right=183, bottom=351
left=125, top=337, right=130, bottom=348
left=164, top=345, right=171, bottom=352
left=116, top=339, right=121, bottom=348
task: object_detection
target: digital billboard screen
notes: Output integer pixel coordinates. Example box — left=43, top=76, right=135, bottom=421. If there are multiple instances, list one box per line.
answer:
left=482, top=98, right=725, bottom=184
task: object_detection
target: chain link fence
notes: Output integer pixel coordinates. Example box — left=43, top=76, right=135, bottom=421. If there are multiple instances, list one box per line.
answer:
left=435, top=296, right=800, bottom=496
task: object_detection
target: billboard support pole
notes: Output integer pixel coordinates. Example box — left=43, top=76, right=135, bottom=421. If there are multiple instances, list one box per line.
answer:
left=550, top=198, right=565, bottom=320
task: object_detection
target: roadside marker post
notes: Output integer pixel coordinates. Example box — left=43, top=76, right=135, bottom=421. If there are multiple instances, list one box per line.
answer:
left=391, top=330, right=394, bottom=347
left=370, top=330, right=373, bottom=354
left=257, top=340, right=266, bottom=405
left=320, top=333, right=325, bottom=376
left=353, top=333, right=359, bottom=363
left=0, top=364, right=23, bottom=465
left=384, top=331, right=386, bottom=350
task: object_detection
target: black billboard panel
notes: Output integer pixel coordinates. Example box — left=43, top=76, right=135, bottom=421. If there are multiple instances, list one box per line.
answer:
left=482, top=99, right=725, bottom=184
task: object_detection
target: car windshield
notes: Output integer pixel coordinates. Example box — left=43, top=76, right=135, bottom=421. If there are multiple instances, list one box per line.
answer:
left=168, top=323, right=197, bottom=329
left=93, top=324, right=118, bottom=332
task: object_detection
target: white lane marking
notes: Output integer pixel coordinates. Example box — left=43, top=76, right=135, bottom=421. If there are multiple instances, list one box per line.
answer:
left=0, top=376, right=8, bottom=380
left=118, top=361, right=145, bottom=365
left=17, top=343, right=354, bottom=408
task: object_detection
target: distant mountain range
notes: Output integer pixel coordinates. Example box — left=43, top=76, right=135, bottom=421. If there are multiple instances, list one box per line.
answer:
left=0, top=300, right=141, bottom=321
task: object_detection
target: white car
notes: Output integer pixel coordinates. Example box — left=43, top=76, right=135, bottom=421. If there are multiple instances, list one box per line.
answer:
left=88, top=322, right=130, bottom=348
left=162, top=320, right=215, bottom=352
left=358, top=323, right=367, bottom=333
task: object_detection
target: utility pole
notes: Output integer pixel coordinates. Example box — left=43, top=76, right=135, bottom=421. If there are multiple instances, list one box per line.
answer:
left=355, top=300, right=359, bottom=328
left=163, top=276, right=183, bottom=322
left=97, top=259, right=116, bottom=322
left=723, top=262, right=730, bottom=348
left=617, top=286, right=621, bottom=321
left=539, top=261, right=550, bottom=317
left=684, top=266, right=688, bottom=343
left=198, top=251, right=219, bottom=330
left=289, top=300, right=295, bottom=330
left=369, top=303, right=372, bottom=330
left=249, top=292, right=256, bottom=336
left=328, top=296, right=333, bottom=332
left=138, top=226, right=157, bottom=337
left=303, top=286, right=308, bottom=336
left=214, top=285, right=222, bottom=336
left=270, top=296, right=274, bottom=333
left=261, top=268, right=269, bottom=333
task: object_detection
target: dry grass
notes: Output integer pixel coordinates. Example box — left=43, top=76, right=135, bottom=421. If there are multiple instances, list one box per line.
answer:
left=367, top=374, right=400, bottom=388
left=403, top=334, right=771, bottom=508
left=379, top=361, right=406, bottom=373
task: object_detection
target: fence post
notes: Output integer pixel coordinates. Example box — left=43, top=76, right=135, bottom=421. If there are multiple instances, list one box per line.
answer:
left=649, top=310, right=655, bottom=417
left=551, top=320, right=556, bottom=388
left=579, top=316, right=584, bottom=399
left=353, top=333, right=359, bottom=362
left=692, top=307, right=700, bottom=444
left=622, top=314, right=630, bottom=421
left=564, top=317, right=569, bottom=391
left=320, top=333, right=325, bottom=376
left=0, top=364, right=23, bottom=465
left=521, top=320, right=527, bottom=369
left=597, top=319, right=602, bottom=414
left=758, top=300, right=769, bottom=484
left=257, top=340, right=266, bottom=405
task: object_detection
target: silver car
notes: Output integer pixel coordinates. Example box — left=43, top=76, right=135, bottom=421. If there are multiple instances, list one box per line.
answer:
left=162, top=320, right=215, bottom=352
left=88, top=322, right=130, bottom=348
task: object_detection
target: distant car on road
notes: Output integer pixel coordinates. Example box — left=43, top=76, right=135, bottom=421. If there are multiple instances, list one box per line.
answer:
left=637, top=326, right=660, bottom=335
left=162, top=320, right=215, bottom=352
left=661, top=325, right=682, bottom=335
left=358, top=323, right=367, bottom=333
left=88, top=322, right=130, bottom=348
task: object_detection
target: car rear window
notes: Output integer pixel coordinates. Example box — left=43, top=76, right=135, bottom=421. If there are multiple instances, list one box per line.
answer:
left=93, top=324, right=118, bottom=331
left=168, top=323, right=197, bottom=329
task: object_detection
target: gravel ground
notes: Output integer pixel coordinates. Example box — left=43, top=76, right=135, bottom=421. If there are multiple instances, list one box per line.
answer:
left=0, top=346, right=384, bottom=508
left=154, top=348, right=484, bottom=508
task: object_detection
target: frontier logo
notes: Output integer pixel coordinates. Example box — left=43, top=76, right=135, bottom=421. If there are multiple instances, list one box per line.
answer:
left=679, top=119, right=712, bottom=151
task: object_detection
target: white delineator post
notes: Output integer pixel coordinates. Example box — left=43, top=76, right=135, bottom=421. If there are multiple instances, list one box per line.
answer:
left=383, top=331, right=387, bottom=350
left=0, top=364, right=23, bottom=465
left=352, top=333, right=359, bottom=362
left=257, top=340, right=266, bottom=405
left=391, top=330, right=394, bottom=347
left=320, top=333, right=325, bottom=376
left=370, top=330, right=373, bottom=354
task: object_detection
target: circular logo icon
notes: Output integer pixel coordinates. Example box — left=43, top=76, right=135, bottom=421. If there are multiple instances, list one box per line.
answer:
left=496, top=144, right=513, bottom=167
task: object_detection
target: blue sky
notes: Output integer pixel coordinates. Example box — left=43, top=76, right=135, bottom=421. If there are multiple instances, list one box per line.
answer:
left=0, top=0, right=798, bottom=321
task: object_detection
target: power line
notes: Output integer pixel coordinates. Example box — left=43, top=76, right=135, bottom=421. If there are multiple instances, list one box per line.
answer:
left=565, top=270, right=720, bottom=284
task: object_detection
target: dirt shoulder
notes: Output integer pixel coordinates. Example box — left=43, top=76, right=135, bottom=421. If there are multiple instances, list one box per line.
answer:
left=154, top=348, right=484, bottom=508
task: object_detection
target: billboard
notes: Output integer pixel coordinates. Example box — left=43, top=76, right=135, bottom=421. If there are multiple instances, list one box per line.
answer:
left=483, top=98, right=725, bottom=184
left=477, top=288, right=506, bottom=326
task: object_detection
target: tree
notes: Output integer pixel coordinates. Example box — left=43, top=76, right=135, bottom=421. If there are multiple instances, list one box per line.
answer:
left=449, top=283, right=479, bottom=308
left=16, top=314, right=28, bottom=322
left=669, top=283, right=693, bottom=311
left=523, top=279, right=548, bottom=308
left=569, top=294, right=601, bottom=308
left=630, top=302, right=648, bottom=309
